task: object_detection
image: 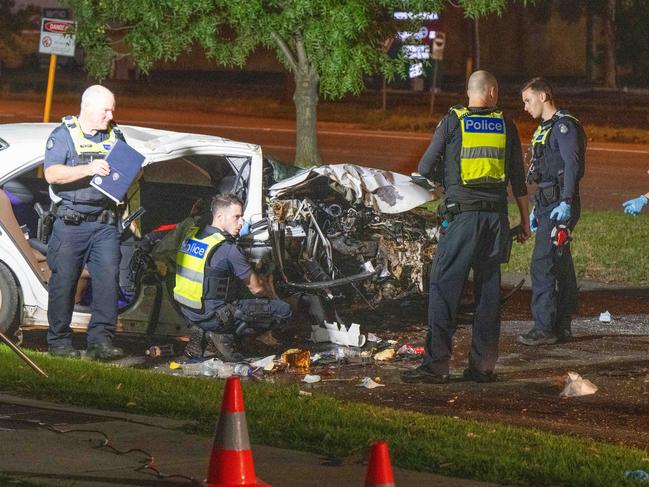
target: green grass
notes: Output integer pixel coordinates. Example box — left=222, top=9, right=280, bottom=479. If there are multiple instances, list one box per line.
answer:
left=1, top=347, right=648, bottom=486
left=504, top=208, right=649, bottom=285
left=420, top=201, right=649, bottom=285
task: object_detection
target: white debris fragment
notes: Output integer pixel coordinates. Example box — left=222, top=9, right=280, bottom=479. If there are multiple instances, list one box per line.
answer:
left=599, top=310, right=612, bottom=322
left=250, top=355, right=276, bottom=371
left=367, top=332, right=381, bottom=343
left=302, top=374, right=321, bottom=384
left=310, top=321, right=366, bottom=347
left=357, top=377, right=385, bottom=389
left=560, top=371, right=598, bottom=398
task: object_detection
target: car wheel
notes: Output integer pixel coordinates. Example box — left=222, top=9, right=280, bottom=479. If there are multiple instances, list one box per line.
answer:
left=0, top=262, right=19, bottom=334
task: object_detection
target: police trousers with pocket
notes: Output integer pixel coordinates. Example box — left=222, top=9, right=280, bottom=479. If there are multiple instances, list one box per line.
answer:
left=421, top=210, right=509, bottom=375
left=197, top=298, right=292, bottom=334
left=530, top=202, right=580, bottom=336
left=46, top=218, right=120, bottom=347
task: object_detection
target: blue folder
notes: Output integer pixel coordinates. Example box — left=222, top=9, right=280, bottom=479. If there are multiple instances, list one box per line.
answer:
left=89, top=139, right=145, bottom=203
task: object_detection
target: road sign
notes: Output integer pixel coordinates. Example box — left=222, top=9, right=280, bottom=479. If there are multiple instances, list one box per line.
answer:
left=431, top=32, right=446, bottom=61
left=39, top=18, right=76, bottom=57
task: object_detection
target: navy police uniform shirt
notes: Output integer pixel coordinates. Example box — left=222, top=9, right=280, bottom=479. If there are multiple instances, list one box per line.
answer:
left=44, top=123, right=117, bottom=214
left=417, top=107, right=527, bottom=205
left=180, top=225, right=252, bottom=324
left=545, top=115, right=585, bottom=203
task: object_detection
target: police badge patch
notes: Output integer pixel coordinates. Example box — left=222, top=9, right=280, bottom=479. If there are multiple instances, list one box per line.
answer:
left=46, top=137, right=55, bottom=150
left=559, top=124, right=569, bottom=134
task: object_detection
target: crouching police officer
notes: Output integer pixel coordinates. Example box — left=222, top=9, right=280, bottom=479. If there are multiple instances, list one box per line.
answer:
left=519, top=78, right=586, bottom=346
left=44, top=85, right=125, bottom=359
left=401, top=71, right=530, bottom=384
left=174, top=193, right=292, bottom=361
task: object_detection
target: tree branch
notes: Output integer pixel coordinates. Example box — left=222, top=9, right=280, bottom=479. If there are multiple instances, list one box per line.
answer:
left=270, top=31, right=297, bottom=73
left=295, top=32, right=308, bottom=74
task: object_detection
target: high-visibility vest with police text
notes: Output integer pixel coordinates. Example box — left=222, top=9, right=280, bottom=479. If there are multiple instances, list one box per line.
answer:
left=450, top=106, right=507, bottom=186
left=173, top=227, right=226, bottom=310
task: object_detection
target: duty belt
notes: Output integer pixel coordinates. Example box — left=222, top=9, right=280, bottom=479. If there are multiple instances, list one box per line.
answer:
left=56, top=207, right=117, bottom=225
left=444, top=200, right=507, bottom=216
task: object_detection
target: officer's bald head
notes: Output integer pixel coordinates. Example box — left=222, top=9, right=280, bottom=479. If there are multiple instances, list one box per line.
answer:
left=466, top=70, right=499, bottom=107
left=81, top=85, right=114, bottom=111
left=78, top=85, right=115, bottom=133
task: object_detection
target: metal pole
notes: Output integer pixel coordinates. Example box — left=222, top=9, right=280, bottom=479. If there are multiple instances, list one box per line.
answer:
left=429, top=60, right=439, bottom=118
left=43, top=54, right=57, bottom=123
left=0, top=331, right=48, bottom=378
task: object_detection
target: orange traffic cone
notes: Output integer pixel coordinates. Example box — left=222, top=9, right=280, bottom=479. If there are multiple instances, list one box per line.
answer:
left=205, top=376, right=270, bottom=487
left=365, top=441, right=395, bottom=487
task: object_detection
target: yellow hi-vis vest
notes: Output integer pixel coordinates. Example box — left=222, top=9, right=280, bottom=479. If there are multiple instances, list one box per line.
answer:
left=173, top=227, right=226, bottom=310
left=531, top=112, right=580, bottom=148
left=62, top=115, right=118, bottom=158
left=450, top=107, right=507, bottom=186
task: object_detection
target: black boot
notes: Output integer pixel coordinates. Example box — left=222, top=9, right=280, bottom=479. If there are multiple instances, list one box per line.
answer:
left=184, top=327, right=206, bottom=359
left=205, top=332, right=244, bottom=362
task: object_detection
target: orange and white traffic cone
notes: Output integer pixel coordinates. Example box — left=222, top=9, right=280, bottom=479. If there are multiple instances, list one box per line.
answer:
left=364, top=441, right=396, bottom=487
left=205, top=376, right=270, bottom=487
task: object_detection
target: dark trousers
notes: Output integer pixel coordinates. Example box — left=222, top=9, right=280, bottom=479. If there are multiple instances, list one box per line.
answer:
left=422, top=211, right=508, bottom=375
left=197, top=298, right=293, bottom=334
left=530, top=204, right=579, bottom=335
left=47, top=218, right=120, bottom=347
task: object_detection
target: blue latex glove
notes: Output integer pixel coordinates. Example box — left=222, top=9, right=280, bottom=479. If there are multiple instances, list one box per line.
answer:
left=550, top=201, right=571, bottom=222
left=239, top=220, right=251, bottom=237
left=529, top=207, right=538, bottom=233
left=622, top=195, right=648, bottom=215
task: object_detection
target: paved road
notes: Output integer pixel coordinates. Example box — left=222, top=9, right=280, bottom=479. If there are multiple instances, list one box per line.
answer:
left=2, top=99, right=648, bottom=210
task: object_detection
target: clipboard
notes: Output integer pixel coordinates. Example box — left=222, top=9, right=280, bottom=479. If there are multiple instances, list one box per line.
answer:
left=89, top=139, right=145, bottom=203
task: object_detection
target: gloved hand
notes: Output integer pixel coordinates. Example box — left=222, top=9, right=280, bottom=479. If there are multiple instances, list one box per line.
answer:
left=239, top=220, right=251, bottom=237
left=550, top=201, right=571, bottom=222
left=622, top=195, right=648, bottom=215
left=529, top=207, right=538, bottom=233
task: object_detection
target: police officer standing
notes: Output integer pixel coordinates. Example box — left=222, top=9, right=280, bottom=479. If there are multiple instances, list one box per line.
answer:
left=518, top=78, right=586, bottom=346
left=174, top=194, right=292, bottom=361
left=401, top=71, right=530, bottom=384
left=44, top=85, right=125, bottom=359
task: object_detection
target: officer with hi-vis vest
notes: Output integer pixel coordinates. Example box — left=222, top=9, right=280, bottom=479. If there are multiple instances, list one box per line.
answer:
left=519, top=77, right=586, bottom=346
left=174, top=193, right=292, bottom=362
left=43, top=85, right=127, bottom=360
left=402, top=70, right=531, bottom=385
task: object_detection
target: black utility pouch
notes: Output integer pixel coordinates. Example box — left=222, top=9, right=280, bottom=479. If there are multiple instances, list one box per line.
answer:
left=537, top=181, right=560, bottom=206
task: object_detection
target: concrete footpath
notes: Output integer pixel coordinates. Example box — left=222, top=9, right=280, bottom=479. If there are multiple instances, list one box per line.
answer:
left=0, top=393, right=500, bottom=487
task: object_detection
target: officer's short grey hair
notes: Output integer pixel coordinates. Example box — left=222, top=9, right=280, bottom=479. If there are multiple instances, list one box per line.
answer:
left=210, top=193, right=243, bottom=215
left=521, top=77, right=554, bottom=101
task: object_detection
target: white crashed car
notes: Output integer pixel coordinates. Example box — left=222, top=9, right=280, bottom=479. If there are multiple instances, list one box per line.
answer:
left=0, top=123, right=436, bottom=339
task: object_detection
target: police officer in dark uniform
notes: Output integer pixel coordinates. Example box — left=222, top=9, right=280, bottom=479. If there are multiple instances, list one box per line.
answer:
left=518, top=77, right=586, bottom=346
left=174, top=193, right=292, bottom=361
left=402, top=71, right=530, bottom=384
left=44, top=85, right=125, bottom=359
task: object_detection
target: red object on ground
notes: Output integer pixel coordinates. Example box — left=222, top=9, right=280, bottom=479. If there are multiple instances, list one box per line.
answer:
left=205, top=377, right=270, bottom=487
left=365, top=441, right=396, bottom=487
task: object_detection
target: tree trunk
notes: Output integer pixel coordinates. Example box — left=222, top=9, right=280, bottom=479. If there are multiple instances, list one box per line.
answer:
left=603, top=0, right=617, bottom=89
left=473, top=18, right=481, bottom=70
left=586, top=7, right=596, bottom=83
left=293, top=69, right=322, bottom=167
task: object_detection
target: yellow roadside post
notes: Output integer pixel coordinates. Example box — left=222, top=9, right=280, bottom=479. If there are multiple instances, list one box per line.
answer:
left=38, top=15, right=76, bottom=176
left=43, top=53, right=57, bottom=123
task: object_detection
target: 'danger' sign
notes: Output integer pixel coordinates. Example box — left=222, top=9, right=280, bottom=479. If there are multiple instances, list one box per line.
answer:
left=39, top=18, right=76, bottom=57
